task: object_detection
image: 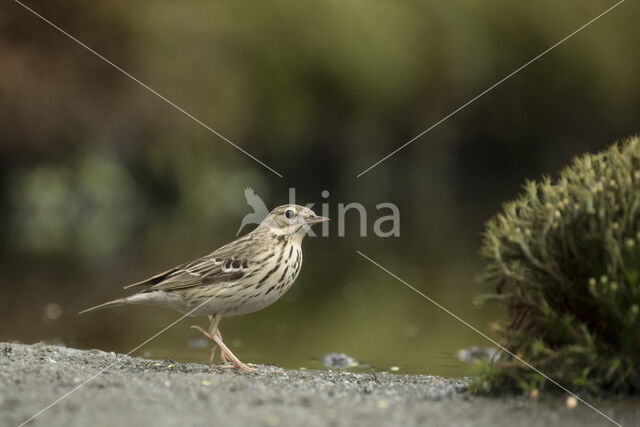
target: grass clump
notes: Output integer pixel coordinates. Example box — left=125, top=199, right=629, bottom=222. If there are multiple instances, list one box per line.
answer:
left=476, top=136, right=640, bottom=394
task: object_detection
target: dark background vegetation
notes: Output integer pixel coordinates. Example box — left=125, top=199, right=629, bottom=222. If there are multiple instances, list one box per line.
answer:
left=1, top=0, right=638, bottom=375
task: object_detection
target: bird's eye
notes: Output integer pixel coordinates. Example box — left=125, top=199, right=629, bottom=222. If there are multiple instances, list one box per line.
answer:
left=285, top=209, right=295, bottom=219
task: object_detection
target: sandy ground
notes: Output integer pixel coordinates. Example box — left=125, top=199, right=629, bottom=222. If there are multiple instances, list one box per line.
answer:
left=1, top=342, right=637, bottom=427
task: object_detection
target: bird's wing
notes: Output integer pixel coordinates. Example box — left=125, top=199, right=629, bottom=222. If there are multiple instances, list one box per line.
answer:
left=147, top=258, right=242, bottom=292
left=244, top=187, right=269, bottom=214
left=124, top=236, right=261, bottom=293
left=122, top=264, right=187, bottom=290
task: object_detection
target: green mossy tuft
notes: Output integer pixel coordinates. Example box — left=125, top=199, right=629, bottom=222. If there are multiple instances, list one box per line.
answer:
left=476, top=136, right=640, bottom=394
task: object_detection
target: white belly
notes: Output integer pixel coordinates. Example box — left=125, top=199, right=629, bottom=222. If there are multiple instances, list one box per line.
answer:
left=220, top=245, right=303, bottom=317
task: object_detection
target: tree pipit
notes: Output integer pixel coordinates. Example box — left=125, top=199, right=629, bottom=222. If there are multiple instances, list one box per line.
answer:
left=80, top=205, right=328, bottom=372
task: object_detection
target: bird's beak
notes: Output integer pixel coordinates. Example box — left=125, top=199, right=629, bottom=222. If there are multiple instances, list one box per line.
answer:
left=305, top=215, right=329, bottom=225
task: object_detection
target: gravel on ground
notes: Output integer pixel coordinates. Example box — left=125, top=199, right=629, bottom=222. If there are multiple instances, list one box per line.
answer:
left=1, top=343, right=637, bottom=427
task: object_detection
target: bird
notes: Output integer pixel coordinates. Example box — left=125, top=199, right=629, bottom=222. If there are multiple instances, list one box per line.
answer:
left=80, top=204, right=328, bottom=372
left=236, top=187, right=269, bottom=236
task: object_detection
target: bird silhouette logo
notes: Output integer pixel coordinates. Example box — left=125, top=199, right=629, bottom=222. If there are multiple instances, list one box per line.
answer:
left=236, top=187, right=270, bottom=236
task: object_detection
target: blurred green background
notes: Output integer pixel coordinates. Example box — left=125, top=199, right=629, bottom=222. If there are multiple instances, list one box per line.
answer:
left=1, top=0, right=638, bottom=375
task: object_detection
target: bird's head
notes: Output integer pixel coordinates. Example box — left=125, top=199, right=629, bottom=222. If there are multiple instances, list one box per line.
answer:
left=258, top=204, right=328, bottom=242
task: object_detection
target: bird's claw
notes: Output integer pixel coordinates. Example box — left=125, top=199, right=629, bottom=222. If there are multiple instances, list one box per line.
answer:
left=215, top=362, right=257, bottom=372
left=192, top=324, right=241, bottom=368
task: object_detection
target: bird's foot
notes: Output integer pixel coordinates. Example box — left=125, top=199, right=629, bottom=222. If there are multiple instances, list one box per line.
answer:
left=191, top=325, right=220, bottom=365
left=210, top=334, right=257, bottom=373
left=191, top=325, right=243, bottom=369
left=214, top=360, right=257, bottom=372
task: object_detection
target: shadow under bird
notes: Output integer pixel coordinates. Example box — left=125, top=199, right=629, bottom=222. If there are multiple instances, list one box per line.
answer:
left=80, top=205, right=328, bottom=372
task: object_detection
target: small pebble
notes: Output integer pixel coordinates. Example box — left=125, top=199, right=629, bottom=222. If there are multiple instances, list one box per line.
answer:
left=321, top=352, right=358, bottom=369
left=456, top=346, right=497, bottom=363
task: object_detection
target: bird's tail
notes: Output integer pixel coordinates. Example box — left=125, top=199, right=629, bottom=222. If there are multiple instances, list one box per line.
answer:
left=78, top=297, right=129, bottom=315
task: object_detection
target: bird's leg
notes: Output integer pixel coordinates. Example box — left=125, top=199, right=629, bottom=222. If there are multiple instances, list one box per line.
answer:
left=191, top=314, right=223, bottom=365
left=212, top=328, right=229, bottom=363
left=208, top=315, right=255, bottom=372
left=190, top=324, right=219, bottom=365
left=205, top=315, right=230, bottom=364
left=210, top=330, right=256, bottom=373
left=206, top=315, right=222, bottom=364
left=191, top=315, right=252, bottom=371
